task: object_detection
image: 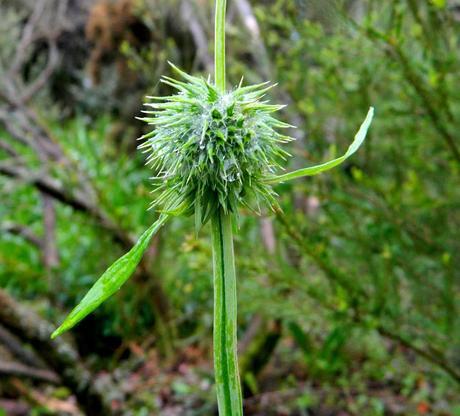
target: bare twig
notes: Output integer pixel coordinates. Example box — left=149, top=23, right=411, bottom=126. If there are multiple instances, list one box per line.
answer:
left=276, top=211, right=460, bottom=384
left=0, top=361, right=60, bottom=384
left=239, top=217, right=282, bottom=382
left=0, top=324, right=43, bottom=368
left=2, top=222, right=42, bottom=248
left=233, top=0, right=305, bottom=146
left=181, top=1, right=214, bottom=72
left=0, top=289, right=113, bottom=415
left=8, top=0, right=48, bottom=78
left=0, top=139, right=19, bottom=157
left=0, top=107, right=65, bottom=163
left=260, top=217, right=276, bottom=254
left=21, top=39, right=59, bottom=103
left=377, top=326, right=460, bottom=385
left=0, top=162, right=131, bottom=247
left=0, top=161, right=173, bottom=329
left=41, top=194, right=59, bottom=269
left=347, top=19, right=460, bottom=163
left=234, top=0, right=270, bottom=78
left=0, top=0, right=173, bottom=342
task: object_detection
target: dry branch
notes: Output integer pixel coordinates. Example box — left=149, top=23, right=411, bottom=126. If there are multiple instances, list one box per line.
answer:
left=0, top=324, right=43, bottom=368
left=0, top=361, right=60, bottom=384
left=1, top=222, right=42, bottom=248
left=180, top=0, right=214, bottom=72
left=276, top=212, right=460, bottom=384
left=0, top=289, right=113, bottom=415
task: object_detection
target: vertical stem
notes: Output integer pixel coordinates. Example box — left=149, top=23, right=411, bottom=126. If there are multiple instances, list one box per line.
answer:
left=215, top=0, right=227, bottom=92
left=213, top=1, right=242, bottom=413
left=211, top=209, right=243, bottom=415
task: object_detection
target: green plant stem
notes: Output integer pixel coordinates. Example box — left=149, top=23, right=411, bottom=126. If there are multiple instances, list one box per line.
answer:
left=211, top=209, right=243, bottom=415
left=215, top=0, right=227, bottom=92
left=212, top=2, right=243, bottom=414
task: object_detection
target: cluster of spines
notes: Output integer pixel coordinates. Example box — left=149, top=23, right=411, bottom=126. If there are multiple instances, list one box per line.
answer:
left=138, top=64, right=293, bottom=227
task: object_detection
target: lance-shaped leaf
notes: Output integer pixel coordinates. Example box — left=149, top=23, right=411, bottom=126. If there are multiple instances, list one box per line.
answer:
left=51, top=215, right=169, bottom=339
left=265, top=107, right=374, bottom=184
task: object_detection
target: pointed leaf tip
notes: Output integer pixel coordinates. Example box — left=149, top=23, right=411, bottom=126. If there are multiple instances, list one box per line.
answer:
left=265, top=107, right=374, bottom=184
left=51, top=215, right=169, bottom=339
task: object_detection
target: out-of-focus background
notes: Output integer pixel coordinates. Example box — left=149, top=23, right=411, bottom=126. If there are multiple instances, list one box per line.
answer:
left=0, top=0, right=459, bottom=415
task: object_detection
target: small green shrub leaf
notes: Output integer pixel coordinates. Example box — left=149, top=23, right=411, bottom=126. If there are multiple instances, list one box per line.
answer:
left=51, top=215, right=169, bottom=339
left=265, top=107, right=374, bottom=184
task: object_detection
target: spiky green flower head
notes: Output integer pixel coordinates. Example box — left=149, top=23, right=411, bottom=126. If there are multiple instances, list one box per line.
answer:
left=138, top=64, right=293, bottom=227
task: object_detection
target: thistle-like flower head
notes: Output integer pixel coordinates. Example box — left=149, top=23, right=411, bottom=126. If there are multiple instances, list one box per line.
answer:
left=138, top=64, right=293, bottom=226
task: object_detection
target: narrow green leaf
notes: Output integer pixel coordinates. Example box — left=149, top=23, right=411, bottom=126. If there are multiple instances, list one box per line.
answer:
left=265, top=107, right=374, bottom=184
left=51, top=215, right=169, bottom=339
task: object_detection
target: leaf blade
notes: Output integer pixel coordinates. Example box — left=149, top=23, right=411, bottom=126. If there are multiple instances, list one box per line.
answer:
left=265, top=107, right=374, bottom=184
left=51, top=215, right=169, bottom=339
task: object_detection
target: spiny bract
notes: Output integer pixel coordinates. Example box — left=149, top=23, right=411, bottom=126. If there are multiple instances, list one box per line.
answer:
left=138, top=64, right=293, bottom=227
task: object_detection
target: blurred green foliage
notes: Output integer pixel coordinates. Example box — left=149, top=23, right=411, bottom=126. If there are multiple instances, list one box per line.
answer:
left=1, top=0, right=459, bottom=414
